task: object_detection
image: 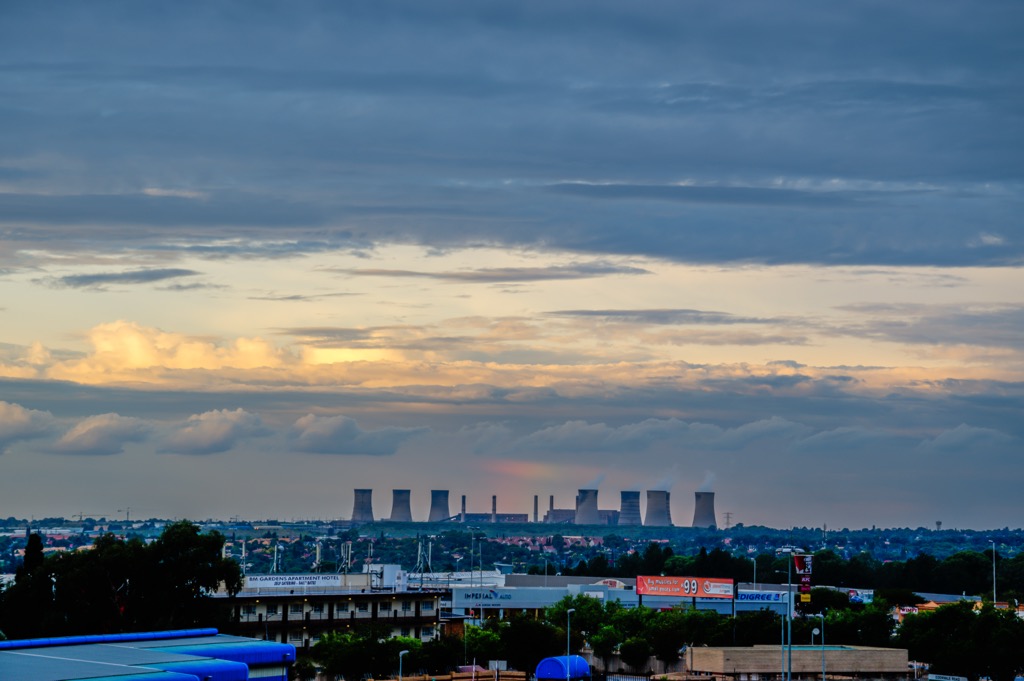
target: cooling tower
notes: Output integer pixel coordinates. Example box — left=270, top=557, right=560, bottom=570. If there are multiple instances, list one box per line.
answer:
left=692, top=491, right=718, bottom=529
left=428, top=490, right=451, bottom=522
left=644, top=490, right=673, bottom=527
left=389, top=489, right=413, bottom=522
left=619, top=491, right=642, bottom=526
left=575, top=489, right=600, bottom=525
left=352, top=489, right=374, bottom=523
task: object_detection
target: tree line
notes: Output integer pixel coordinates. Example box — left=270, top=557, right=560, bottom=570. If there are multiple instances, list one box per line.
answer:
left=0, top=521, right=242, bottom=640
left=555, top=543, right=1024, bottom=603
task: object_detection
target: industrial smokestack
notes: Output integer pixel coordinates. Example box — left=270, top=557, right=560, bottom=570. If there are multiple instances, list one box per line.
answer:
left=491, top=495, right=497, bottom=523
left=390, top=489, right=413, bottom=522
left=692, top=491, right=717, bottom=529
left=428, top=490, right=451, bottom=522
left=461, top=495, right=467, bottom=523
left=619, top=491, right=642, bottom=526
left=645, top=490, right=673, bottom=527
left=575, top=489, right=599, bottom=525
left=352, top=489, right=374, bottom=523
left=534, top=495, right=539, bottom=523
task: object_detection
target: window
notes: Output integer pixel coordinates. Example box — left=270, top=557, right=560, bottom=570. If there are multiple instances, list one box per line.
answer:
left=289, top=631, right=303, bottom=642
left=290, top=603, right=305, bottom=615
left=401, top=627, right=410, bottom=637
left=421, top=600, right=434, bottom=611
left=338, top=602, right=349, bottom=612
left=422, top=626, right=435, bottom=638
left=312, top=603, right=324, bottom=614
left=401, top=600, right=412, bottom=612
left=242, top=605, right=257, bottom=616
left=266, top=605, right=278, bottom=616
left=357, top=602, right=369, bottom=612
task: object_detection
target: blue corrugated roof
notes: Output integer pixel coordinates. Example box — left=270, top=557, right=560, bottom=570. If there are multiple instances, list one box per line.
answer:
left=147, top=640, right=296, bottom=665
left=0, top=629, right=219, bottom=651
left=151, top=658, right=249, bottom=681
left=79, top=674, right=200, bottom=681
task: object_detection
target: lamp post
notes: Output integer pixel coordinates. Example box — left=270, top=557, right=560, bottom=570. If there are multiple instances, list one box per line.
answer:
left=818, top=612, right=826, bottom=681
left=264, top=610, right=278, bottom=641
left=566, top=608, right=576, bottom=681
left=990, top=540, right=997, bottom=603
left=751, top=556, right=757, bottom=589
left=399, top=649, right=409, bottom=681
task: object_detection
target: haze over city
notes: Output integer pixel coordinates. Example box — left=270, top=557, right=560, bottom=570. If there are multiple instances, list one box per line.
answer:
left=0, top=2, right=1021, bottom=529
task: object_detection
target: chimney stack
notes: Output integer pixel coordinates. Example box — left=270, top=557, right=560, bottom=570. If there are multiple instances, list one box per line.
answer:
left=491, top=495, right=497, bottom=523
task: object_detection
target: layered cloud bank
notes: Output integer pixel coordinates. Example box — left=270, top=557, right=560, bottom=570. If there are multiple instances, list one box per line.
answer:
left=1, top=1, right=1021, bottom=527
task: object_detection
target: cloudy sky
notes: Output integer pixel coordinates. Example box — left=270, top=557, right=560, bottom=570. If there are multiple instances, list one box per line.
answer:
left=1, top=1, right=1021, bottom=530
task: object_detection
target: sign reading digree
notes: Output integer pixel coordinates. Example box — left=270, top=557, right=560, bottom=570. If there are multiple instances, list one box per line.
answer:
left=636, top=575, right=734, bottom=599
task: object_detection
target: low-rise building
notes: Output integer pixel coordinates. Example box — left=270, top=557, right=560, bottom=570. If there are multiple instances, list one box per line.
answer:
left=219, top=569, right=443, bottom=651
left=686, top=644, right=909, bottom=680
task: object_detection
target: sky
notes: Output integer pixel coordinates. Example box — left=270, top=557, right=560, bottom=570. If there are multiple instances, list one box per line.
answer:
left=0, top=1, right=1021, bottom=530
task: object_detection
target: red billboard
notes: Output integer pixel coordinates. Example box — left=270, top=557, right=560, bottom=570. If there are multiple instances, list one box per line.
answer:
left=636, top=575, right=734, bottom=599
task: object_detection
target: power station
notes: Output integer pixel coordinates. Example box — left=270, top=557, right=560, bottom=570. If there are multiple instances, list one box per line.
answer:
left=345, top=485, right=719, bottom=527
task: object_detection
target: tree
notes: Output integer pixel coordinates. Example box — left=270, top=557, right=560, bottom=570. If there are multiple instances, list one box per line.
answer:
left=500, top=613, right=562, bottom=672
left=545, top=594, right=606, bottom=647
left=590, top=625, right=623, bottom=671
left=619, top=636, right=652, bottom=673
left=898, top=602, right=1024, bottom=681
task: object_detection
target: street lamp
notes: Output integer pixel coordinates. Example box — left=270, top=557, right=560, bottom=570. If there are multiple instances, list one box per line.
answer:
left=751, top=556, right=757, bottom=589
left=264, top=610, right=278, bottom=641
left=778, top=547, right=802, bottom=681
left=566, top=608, right=576, bottom=681
left=818, top=612, right=826, bottom=681
left=399, top=649, right=409, bottom=681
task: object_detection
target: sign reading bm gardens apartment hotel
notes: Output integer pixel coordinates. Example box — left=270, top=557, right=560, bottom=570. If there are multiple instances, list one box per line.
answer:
left=636, top=575, right=734, bottom=599
left=245, top=574, right=343, bottom=589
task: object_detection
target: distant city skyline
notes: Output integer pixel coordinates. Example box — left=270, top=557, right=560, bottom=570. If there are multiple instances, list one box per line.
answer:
left=0, top=2, right=1021, bottom=529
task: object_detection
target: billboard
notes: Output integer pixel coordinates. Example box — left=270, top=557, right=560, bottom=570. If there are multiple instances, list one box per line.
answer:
left=245, top=574, right=342, bottom=589
left=793, top=554, right=813, bottom=575
left=636, top=575, right=734, bottom=599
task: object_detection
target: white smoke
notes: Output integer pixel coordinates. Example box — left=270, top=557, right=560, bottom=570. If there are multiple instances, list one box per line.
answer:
left=698, top=471, right=716, bottom=493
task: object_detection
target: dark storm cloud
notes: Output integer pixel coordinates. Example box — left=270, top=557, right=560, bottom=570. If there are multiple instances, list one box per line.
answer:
left=338, top=263, right=649, bottom=283
left=46, top=268, right=200, bottom=289
left=0, top=1, right=1021, bottom=266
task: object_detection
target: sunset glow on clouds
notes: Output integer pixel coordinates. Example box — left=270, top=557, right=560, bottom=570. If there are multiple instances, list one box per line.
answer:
left=1, top=2, right=1021, bottom=528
